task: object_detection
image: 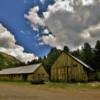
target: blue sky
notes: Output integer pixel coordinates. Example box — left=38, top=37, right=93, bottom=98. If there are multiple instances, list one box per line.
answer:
left=0, top=0, right=100, bottom=58
left=0, top=0, right=53, bottom=57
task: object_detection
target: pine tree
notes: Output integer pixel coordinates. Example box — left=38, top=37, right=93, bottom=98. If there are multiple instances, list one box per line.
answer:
left=80, top=43, right=94, bottom=68
left=71, top=49, right=80, bottom=59
left=42, top=47, right=61, bottom=75
left=94, top=40, right=100, bottom=70
left=63, top=46, right=70, bottom=53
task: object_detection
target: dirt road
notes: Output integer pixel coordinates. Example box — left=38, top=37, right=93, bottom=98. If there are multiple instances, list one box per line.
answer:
left=0, top=83, right=100, bottom=100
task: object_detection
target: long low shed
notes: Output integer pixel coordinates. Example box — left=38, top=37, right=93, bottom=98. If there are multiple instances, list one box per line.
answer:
left=0, top=64, right=49, bottom=81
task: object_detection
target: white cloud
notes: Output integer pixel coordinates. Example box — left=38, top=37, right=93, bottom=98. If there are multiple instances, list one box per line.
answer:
left=43, top=29, right=49, bottom=34
left=24, top=6, right=45, bottom=31
left=25, top=0, right=100, bottom=49
left=0, top=24, right=37, bottom=63
left=82, top=0, right=94, bottom=5
left=40, top=0, right=46, bottom=4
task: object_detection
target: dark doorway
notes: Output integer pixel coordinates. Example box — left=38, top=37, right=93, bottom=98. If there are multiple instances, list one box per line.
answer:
left=22, top=74, right=28, bottom=81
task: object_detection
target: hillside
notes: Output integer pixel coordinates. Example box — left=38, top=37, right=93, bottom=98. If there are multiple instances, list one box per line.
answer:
left=0, top=52, right=22, bottom=69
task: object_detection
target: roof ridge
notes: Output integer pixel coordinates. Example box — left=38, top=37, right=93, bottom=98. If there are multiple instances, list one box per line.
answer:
left=0, top=64, right=41, bottom=75
left=61, top=52, right=94, bottom=71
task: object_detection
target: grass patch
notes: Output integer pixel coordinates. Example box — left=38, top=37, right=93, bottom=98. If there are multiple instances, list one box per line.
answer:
left=44, top=82, right=100, bottom=90
left=0, top=80, right=30, bottom=86
left=0, top=80, right=100, bottom=90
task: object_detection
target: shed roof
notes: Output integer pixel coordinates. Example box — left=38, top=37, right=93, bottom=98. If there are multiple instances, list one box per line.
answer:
left=67, top=53, right=94, bottom=71
left=0, top=64, right=41, bottom=75
left=60, top=52, right=94, bottom=71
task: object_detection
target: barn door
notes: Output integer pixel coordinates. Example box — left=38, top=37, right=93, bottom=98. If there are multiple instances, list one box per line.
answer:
left=22, top=74, right=28, bottom=81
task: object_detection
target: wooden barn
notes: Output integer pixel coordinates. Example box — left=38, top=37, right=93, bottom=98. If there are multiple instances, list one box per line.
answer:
left=0, top=64, right=49, bottom=81
left=51, top=52, right=94, bottom=82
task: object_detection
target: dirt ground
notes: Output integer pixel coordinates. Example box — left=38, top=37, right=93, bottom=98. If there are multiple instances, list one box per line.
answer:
left=0, top=83, right=100, bottom=100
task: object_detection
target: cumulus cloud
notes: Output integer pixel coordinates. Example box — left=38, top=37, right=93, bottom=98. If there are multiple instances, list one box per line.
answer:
left=25, top=0, right=100, bottom=49
left=0, top=24, right=37, bottom=63
left=24, top=6, right=44, bottom=31
left=40, top=0, right=46, bottom=4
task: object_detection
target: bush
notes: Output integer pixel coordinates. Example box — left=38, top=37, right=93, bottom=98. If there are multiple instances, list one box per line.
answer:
left=96, top=72, right=100, bottom=81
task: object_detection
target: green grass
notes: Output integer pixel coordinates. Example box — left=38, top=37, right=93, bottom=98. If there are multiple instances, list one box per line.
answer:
left=0, top=80, right=29, bottom=84
left=0, top=80, right=100, bottom=90
left=44, top=82, right=100, bottom=90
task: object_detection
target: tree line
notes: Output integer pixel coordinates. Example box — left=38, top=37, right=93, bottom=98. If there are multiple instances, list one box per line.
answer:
left=29, top=40, right=100, bottom=75
left=72, top=40, right=100, bottom=71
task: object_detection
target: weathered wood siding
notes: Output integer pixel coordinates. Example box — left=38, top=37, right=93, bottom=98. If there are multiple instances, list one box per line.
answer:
left=51, top=53, right=88, bottom=82
left=0, top=74, right=22, bottom=81
left=0, top=65, right=49, bottom=81
left=27, top=65, right=49, bottom=81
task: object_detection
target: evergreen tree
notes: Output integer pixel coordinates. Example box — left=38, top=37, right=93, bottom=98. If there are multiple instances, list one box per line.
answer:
left=94, top=40, right=100, bottom=70
left=80, top=43, right=94, bottom=68
left=63, top=46, right=70, bottom=53
left=42, top=47, right=61, bottom=75
left=72, top=49, right=80, bottom=59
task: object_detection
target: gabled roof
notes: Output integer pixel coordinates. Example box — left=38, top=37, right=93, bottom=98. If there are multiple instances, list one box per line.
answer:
left=67, top=53, right=94, bottom=71
left=0, top=64, right=41, bottom=75
left=61, top=52, right=94, bottom=71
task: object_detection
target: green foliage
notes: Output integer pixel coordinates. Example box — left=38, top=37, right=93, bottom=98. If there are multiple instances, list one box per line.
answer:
left=42, top=47, right=61, bottom=75
left=80, top=43, right=94, bottom=68
left=94, top=40, right=100, bottom=70
left=42, top=46, right=69, bottom=76
left=95, top=72, right=100, bottom=81
left=0, top=52, right=22, bottom=69
left=71, top=49, right=80, bottom=59
left=71, top=41, right=100, bottom=71
left=27, top=59, right=40, bottom=65
left=63, top=46, right=70, bottom=53
left=1, top=81, right=100, bottom=89
left=32, top=41, right=100, bottom=78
